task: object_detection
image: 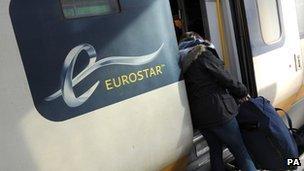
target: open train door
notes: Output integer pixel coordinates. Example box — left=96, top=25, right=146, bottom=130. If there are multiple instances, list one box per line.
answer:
left=231, top=0, right=304, bottom=111
left=171, top=0, right=246, bottom=170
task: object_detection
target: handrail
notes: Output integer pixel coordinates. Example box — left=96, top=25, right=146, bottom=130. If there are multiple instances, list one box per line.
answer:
left=215, top=0, right=230, bottom=69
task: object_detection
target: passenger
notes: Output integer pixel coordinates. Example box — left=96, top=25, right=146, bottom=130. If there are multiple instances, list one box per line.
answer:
left=179, top=32, right=256, bottom=171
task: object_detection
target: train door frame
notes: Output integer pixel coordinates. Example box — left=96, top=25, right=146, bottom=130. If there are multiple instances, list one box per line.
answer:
left=181, top=0, right=210, bottom=40
left=229, top=0, right=258, bottom=96
left=169, top=0, right=210, bottom=41
left=169, top=0, right=185, bottom=40
left=172, top=0, right=252, bottom=169
left=170, top=0, right=245, bottom=84
left=203, top=0, right=247, bottom=85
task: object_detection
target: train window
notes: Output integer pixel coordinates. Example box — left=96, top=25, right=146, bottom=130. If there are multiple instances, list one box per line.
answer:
left=295, top=0, right=304, bottom=38
left=256, top=0, right=281, bottom=44
left=61, top=0, right=120, bottom=19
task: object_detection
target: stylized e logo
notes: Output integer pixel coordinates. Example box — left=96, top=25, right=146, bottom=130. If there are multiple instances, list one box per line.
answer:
left=61, top=44, right=99, bottom=107
left=45, top=43, right=164, bottom=107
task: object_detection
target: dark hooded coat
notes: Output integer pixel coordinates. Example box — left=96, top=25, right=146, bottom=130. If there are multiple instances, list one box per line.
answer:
left=182, top=45, right=248, bottom=129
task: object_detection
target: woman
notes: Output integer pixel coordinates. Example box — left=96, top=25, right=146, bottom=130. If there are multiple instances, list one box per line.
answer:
left=179, top=32, right=256, bottom=171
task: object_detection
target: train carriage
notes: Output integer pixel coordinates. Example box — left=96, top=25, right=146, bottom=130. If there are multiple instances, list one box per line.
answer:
left=1, top=0, right=304, bottom=170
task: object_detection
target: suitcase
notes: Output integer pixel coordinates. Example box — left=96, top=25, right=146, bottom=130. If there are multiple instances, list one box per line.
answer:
left=236, top=96, right=298, bottom=170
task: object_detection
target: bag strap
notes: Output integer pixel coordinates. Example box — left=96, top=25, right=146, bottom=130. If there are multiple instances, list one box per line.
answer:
left=275, top=108, right=293, bottom=130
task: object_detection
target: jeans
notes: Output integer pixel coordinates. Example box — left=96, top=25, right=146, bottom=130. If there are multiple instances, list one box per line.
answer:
left=201, top=117, right=256, bottom=171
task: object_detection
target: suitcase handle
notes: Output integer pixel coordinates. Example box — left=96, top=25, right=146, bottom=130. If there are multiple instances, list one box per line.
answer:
left=275, top=108, right=293, bottom=130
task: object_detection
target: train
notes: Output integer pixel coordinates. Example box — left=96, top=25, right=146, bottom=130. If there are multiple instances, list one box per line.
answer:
left=0, top=0, right=303, bottom=170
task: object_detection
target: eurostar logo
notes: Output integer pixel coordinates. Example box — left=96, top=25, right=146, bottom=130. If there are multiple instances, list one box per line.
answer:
left=44, top=43, right=164, bottom=108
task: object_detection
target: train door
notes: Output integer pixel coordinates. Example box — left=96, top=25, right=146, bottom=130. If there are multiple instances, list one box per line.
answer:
left=169, top=0, right=243, bottom=170
left=169, top=0, right=243, bottom=81
left=169, top=0, right=209, bottom=42
left=237, top=0, right=304, bottom=111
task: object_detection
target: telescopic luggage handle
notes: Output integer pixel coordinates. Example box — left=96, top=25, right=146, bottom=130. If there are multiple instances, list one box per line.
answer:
left=275, top=108, right=304, bottom=148
left=275, top=108, right=293, bottom=130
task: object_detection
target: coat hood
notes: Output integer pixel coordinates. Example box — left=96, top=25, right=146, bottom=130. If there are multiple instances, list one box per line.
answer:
left=179, top=37, right=222, bottom=73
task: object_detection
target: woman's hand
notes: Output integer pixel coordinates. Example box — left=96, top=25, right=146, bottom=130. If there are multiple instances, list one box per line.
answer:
left=238, top=94, right=251, bottom=103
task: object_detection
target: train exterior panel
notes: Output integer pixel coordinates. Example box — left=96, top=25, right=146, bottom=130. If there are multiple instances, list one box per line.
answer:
left=0, top=0, right=193, bottom=170
left=243, top=0, right=304, bottom=110
left=2, top=0, right=304, bottom=170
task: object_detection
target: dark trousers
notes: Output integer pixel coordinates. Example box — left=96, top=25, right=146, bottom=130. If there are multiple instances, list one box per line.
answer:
left=201, top=117, right=256, bottom=171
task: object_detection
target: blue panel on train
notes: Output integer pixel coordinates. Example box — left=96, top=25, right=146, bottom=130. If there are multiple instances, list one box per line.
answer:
left=9, top=0, right=180, bottom=121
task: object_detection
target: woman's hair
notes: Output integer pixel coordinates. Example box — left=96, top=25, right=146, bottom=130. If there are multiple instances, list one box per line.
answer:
left=179, top=31, right=204, bottom=43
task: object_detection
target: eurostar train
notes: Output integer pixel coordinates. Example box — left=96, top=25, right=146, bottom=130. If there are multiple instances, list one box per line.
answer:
left=0, top=0, right=304, bottom=170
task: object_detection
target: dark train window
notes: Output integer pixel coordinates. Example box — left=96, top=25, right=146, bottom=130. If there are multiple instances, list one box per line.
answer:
left=61, top=0, right=120, bottom=18
left=256, top=0, right=281, bottom=44
left=242, top=0, right=285, bottom=56
left=295, top=0, right=304, bottom=38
